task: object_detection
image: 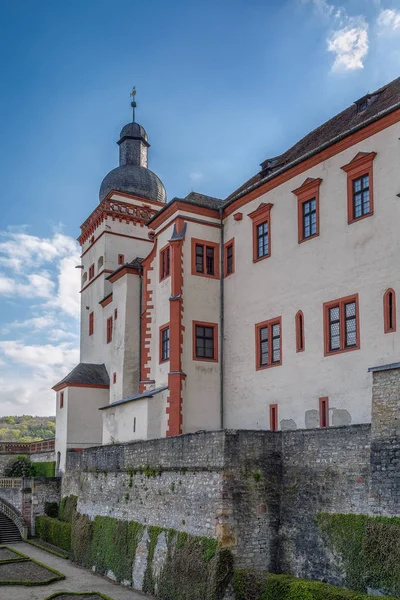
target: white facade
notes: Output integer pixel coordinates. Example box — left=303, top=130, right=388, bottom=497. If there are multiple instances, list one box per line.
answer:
left=54, top=79, right=400, bottom=460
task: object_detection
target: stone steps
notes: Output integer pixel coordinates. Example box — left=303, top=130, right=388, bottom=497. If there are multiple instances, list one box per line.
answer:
left=0, top=513, right=21, bottom=543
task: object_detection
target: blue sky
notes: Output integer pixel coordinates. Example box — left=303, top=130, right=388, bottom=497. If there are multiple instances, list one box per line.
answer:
left=0, top=0, right=399, bottom=416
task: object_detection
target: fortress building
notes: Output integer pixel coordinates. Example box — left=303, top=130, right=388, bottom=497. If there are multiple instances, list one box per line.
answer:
left=54, top=78, right=400, bottom=472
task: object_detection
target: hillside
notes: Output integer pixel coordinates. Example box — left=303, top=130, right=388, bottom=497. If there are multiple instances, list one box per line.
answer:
left=0, top=415, right=55, bottom=443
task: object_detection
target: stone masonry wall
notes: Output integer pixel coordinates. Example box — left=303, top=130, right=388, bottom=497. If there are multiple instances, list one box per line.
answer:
left=370, top=366, right=400, bottom=516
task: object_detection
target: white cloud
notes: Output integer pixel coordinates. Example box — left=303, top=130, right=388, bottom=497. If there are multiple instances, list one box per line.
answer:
left=189, top=171, right=204, bottom=182
left=328, top=22, right=369, bottom=71
left=377, top=8, right=400, bottom=32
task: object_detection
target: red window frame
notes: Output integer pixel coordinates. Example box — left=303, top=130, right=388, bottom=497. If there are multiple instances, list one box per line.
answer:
left=295, top=310, right=305, bottom=352
left=255, top=316, right=282, bottom=370
left=60, top=392, right=64, bottom=409
left=192, top=321, right=218, bottom=362
left=114, top=308, right=118, bottom=321
left=113, top=372, right=117, bottom=384
left=159, top=323, right=170, bottom=363
left=160, top=245, right=171, bottom=281
left=292, top=178, right=322, bottom=243
left=383, top=288, right=396, bottom=333
left=319, top=397, right=329, bottom=428
left=248, top=203, right=273, bottom=263
left=341, top=152, right=376, bottom=224
left=270, top=404, right=278, bottom=431
left=191, top=238, right=219, bottom=279
left=89, top=311, right=94, bottom=336
left=118, top=254, right=125, bottom=265
left=89, top=264, right=95, bottom=280
left=224, top=238, right=235, bottom=277
left=323, top=294, right=360, bottom=356
left=106, top=316, right=113, bottom=344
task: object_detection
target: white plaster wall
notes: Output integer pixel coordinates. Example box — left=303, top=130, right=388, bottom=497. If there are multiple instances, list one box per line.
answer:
left=223, top=122, right=400, bottom=430
left=67, top=387, right=108, bottom=447
left=181, top=221, right=221, bottom=433
left=147, top=390, right=168, bottom=439
left=102, top=401, right=148, bottom=444
left=55, top=389, right=68, bottom=473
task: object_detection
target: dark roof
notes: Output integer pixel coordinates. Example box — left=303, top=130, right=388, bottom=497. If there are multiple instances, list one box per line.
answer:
left=53, top=363, right=109, bottom=388
left=225, top=76, right=400, bottom=205
left=180, top=191, right=224, bottom=210
left=99, top=386, right=168, bottom=410
left=106, top=257, right=144, bottom=281
left=368, top=362, right=400, bottom=373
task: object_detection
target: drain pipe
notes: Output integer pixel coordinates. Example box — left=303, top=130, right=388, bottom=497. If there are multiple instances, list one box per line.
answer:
left=219, top=207, right=224, bottom=430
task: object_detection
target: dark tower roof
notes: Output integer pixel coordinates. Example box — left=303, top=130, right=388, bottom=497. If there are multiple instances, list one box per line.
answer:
left=99, top=108, right=166, bottom=204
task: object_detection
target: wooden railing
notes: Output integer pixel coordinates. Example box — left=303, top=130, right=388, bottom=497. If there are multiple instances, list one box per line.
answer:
left=0, top=497, right=28, bottom=539
left=0, top=439, right=55, bottom=454
left=0, top=478, right=22, bottom=489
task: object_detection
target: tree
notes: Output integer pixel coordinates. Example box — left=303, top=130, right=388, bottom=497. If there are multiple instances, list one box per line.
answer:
left=4, top=456, right=33, bottom=477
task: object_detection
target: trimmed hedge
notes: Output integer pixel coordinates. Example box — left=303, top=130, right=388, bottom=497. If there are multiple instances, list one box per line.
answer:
left=32, top=461, right=56, bottom=477
left=26, top=539, right=69, bottom=559
left=317, top=513, right=400, bottom=596
left=35, top=516, right=71, bottom=552
left=45, top=592, right=114, bottom=600
left=59, top=495, right=77, bottom=523
left=233, top=571, right=398, bottom=600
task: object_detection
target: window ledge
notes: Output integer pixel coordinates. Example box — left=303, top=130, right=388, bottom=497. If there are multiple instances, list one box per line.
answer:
left=348, top=211, right=374, bottom=225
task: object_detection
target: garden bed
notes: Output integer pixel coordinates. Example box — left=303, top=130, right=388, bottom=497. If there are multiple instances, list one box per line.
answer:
left=0, top=547, right=65, bottom=585
left=45, top=593, right=113, bottom=600
left=0, top=547, right=24, bottom=562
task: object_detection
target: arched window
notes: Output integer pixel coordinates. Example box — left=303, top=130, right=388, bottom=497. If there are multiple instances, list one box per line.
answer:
left=98, top=256, right=104, bottom=271
left=384, top=289, right=396, bottom=333
left=82, top=272, right=88, bottom=285
left=295, top=310, right=305, bottom=352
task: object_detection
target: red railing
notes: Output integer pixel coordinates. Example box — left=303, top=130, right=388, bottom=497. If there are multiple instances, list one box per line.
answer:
left=0, top=439, right=55, bottom=454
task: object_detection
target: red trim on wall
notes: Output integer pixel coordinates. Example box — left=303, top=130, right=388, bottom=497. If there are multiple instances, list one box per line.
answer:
left=269, top=404, right=278, bottom=431
left=108, top=265, right=141, bottom=284
left=383, top=288, right=396, bottom=333
left=113, top=372, right=117, bottom=384
left=89, top=311, right=94, bottom=336
left=53, top=382, right=110, bottom=392
left=103, top=189, right=166, bottom=208
left=140, top=240, right=158, bottom=392
left=106, top=316, right=113, bottom=344
left=100, top=295, right=113, bottom=308
left=341, top=152, right=376, bottom=224
left=319, top=397, right=329, bottom=428
left=295, top=310, right=305, bottom=352
left=80, top=269, right=114, bottom=293
left=233, top=212, right=243, bottom=221
left=192, top=321, right=219, bottom=362
left=149, top=200, right=220, bottom=231
left=190, top=237, right=220, bottom=279
left=248, top=203, right=273, bottom=263
left=223, top=108, right=400, bottom=218
left=80, top=229, right=152, bottom=259
left=292, top=177, right=322, bottom=243
left=323, top=293, right=360, bottom=356
left=224, top=238, right=235, bottom=277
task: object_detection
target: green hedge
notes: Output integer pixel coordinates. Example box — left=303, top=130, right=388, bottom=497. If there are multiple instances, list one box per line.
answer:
left=32, top=461, right=55, bottom=477
left=233, top=571, right=398, bottom=600
left=58, top=495, right=77, bottom=523
left=35, top=516, right=71, bottom=552
left=317, top=513, right=400, bottom=596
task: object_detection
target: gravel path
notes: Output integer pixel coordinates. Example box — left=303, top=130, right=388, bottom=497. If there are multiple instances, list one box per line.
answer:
left=4, top=542, right=153, bottom=600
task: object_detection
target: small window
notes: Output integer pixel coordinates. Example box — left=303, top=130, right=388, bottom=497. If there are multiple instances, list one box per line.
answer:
left=352, top=175, right=370, bottom=220
left=256, top=221, right=269, bottom=259
left=256, top=317, right=282, bottom=370
left=191, top=239, right=219, bottom=278
left=270, top=404, right=278, bottom=431
left=90, top=236, right=95, bottom=244
left=106, top=316, right=113, bottom=344
left=113, top=372, right=117, bottom=384
left=114, top=308, right=118, bottom=321
left=383, top=289, right=396, bottom=333
left=295, top=311, right=304, bottom=352
left=292, top=177, right=322, bottom=243
left=224, top=239, right=235, bottom=277
left=160, top=326, right=170, bottom=362
left=160, top=246, right=170, bottom=281
left=341, top=152, right=376, bottom=224
left=89, top=312, right=94, bottom=336
left=98, top=256, right=104, bottom=271
left=60, top=392, right=64, bottom=409
left=193, top=322, right=218, bottom=361
left=133, top=417, right=136, bottom=433
left=89, top=264, right=95, bottom=280
left=302, top=198, right=317, bottom=239
left=118, top=254, right=125, bottom=265
left=82, top=272, right=88, bottom=285
left=323, top=294, right=359, bottom=356
left=319, top=397, right=329, bottom=428
left=249, top=203, right=273, bottom=262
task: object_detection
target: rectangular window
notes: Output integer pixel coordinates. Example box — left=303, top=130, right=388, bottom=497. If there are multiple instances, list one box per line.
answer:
left=113, top=372, right=117, bottom=384
left=319, top=397, right=329, bottom=428
left=106, top=316, right=113, bottom=344
left=302, top=198, right=317, bottom=239
left=89, top=264, right=95, bottom=280
left=270, top=404, right=278, bottom=431
left=133, top=417, right=136, bottom=433
left=191, top=239, right=219, bottom=279
left=160, top=246, right=170, bottom=281
left=256, top=317, right=282, bottom=370
left=160, top=326, right=170, bottom=362
left=193, top=321, right=218, bottom=362
left=118, top=254, right=125, bottom=265
left=352, top=175, right=370, bottom=220
left=114, top=308, right=118, bottom=320
left=89, top=312, right=94, bottom=336
left=224, top=239, right=235, bottom=277
left=60, top=392, right=64, bottom=409
left=324, top=294, right=359, bottom=356
left=256, top=221, right=269, bottom=259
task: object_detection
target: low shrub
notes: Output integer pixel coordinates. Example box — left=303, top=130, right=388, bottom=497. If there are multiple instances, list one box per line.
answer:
left=35, top=516, right=71, bottom=552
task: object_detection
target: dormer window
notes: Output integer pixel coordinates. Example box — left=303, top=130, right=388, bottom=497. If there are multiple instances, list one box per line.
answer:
left=354, top=91, right=382, bottom=114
